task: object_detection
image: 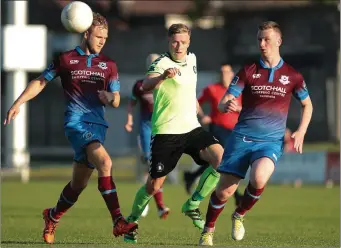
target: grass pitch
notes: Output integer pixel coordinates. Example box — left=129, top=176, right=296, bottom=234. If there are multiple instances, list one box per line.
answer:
left=1, top=178, right=339, bottom=247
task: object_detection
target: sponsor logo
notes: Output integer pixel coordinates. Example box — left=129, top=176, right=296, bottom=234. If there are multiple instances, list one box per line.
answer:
left=252, top=74, right=261, bottom=79
left=279, top=75, right=290, bottom=85
left=242, top=137, right=253, bottom=143
left=70, top=60, right=79, bottom=64
left=47, top=62, right=54, bottom=71
left=251, top=85, right=287, bottom=98
left=71, top=70, right=105, bottom=78
left=251, top=85, right=287, bottom=93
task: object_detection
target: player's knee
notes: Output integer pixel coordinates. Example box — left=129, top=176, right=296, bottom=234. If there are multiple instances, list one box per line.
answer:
left=146, top=178, right=162, bottom=195
left=214, top=189, right=228, bottom=201
left=96, top=156, right=112, bottom=174
left=250, top=177, right=267, bottom=189
left=216, top=185, right=235, bottom=200
left=210, top=154, right=222, bottom=169
left=216, top=173, right=240, bottom=200
left=209, top=145, right=223, bottom=168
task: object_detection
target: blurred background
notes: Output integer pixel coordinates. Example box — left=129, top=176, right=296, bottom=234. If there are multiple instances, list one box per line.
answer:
left=1, top=0, right=340, bottom=186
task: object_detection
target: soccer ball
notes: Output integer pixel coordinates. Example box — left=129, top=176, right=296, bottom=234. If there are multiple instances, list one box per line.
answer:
left=61, top=1, right=93, bottom=33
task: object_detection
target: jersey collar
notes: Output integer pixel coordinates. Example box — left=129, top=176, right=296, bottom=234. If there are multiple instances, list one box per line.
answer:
left=75, top=46, right=99, bottom=57
left=259, top=57, right=284, bottom=83
left=166, top=52, right=188, bottom=66
left=259, top=57, right=283, bottom=70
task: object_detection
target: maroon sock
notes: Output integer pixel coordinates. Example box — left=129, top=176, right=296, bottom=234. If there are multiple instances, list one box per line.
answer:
left=98, top=176, right=122, bottom=222
left=51, top=182, right=81, bottom=221
left=205, top=191, right=228, bottom=228
left=153, top=187, right=165, bottom=210
left=235, top=182, right=264, bottom=216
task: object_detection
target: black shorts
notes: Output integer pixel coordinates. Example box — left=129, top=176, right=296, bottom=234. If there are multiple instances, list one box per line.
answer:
left=149, top=127, right=220, bottom=178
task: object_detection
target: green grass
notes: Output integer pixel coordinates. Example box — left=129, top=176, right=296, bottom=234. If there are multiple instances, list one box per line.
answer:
left=1, top=179, right=340, bottom=247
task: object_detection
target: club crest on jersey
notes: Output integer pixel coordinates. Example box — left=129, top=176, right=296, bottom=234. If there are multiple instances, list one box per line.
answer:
left=193, top=66, right=197, bottom=74
left=98, top=62, right=107, bottom=70
left=231, top=76, right=239, bottom=85
left=279, top=75, right=290, bottom=85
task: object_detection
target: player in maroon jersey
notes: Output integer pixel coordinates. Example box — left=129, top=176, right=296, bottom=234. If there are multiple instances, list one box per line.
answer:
left=199, top=21, right=313, bottom=245
left=4, top=13, right=137, bottom=244
left=125, top=54, right=170, bottom=220
left=183, top=63, right=243, bottom=206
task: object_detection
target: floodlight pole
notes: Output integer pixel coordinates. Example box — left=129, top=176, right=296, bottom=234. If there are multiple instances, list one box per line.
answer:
left=4, top=1, right=30, bottom=182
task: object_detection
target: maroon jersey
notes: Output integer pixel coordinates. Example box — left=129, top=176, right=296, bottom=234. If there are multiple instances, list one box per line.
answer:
left=42, top=46, right=120, bottom=126
left=228, top=58, right=309, bottom=140
left=131, top=79, right=153, bottom=120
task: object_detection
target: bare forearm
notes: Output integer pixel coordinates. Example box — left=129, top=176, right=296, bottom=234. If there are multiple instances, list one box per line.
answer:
left=127, top=113, right=134, bottom=124
left=15, top=78, right=47, bottom=106
left=218, top=94, right=235, bottom=113
left=127, top=101, right=135, bottom=123
left=110, top=93, right=120, bottom=108
left=298, top=103, right=313, bottom=133
left=142, top=74, right=165, bottom=91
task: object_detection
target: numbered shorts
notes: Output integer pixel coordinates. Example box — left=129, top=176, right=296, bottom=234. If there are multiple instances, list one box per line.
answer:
left=149, top=127, right=220, bottom=178
left=138, top=119, right=152, bottom=161
left=217, top=132, right=284, bottom=178
left=64, top=121, right=107, bottom=169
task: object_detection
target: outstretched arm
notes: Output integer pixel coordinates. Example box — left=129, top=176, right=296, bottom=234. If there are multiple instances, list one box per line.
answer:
left=143, top=68, right=179, bottom=91
left=4, top=75, right=49, bottom=125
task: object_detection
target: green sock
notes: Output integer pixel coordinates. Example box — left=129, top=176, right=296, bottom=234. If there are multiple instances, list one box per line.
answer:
left=127, top=185, right=152, bottom=222
left=188, top=166, right=220, bottom=209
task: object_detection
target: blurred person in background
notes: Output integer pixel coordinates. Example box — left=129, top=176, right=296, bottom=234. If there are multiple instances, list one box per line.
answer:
left=123, top=23, right=224, bottom=244
left=4, top=13, right=137, bottom=244
left=199, top=21, right=313, bottom=246
left=125, top=53, right=170, bottom=220
left=183, top=63, right=243, bottom=206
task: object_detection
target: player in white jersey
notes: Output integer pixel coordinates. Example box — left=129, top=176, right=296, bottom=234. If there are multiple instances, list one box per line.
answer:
left=123, top=24, right=224, bottom=244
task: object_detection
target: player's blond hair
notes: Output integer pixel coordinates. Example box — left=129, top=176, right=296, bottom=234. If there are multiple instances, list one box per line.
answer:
left=168, top=23, right=191, bottom=37
left=258, top=21, right=282, bottom=38
left=91, top=12, right=108, bottom=30
left=146, top=53, right=160, bottom=70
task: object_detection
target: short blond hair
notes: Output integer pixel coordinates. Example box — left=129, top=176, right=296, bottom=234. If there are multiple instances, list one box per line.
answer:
left=91, top=12, right=108, bottom=30
left=168, top=23, right=191, bottom=37
left=258, top=21, right=282, bottom=38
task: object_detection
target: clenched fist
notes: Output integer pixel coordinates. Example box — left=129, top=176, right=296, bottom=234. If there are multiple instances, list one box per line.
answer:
left=163, top=67, right=180, bottom=79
